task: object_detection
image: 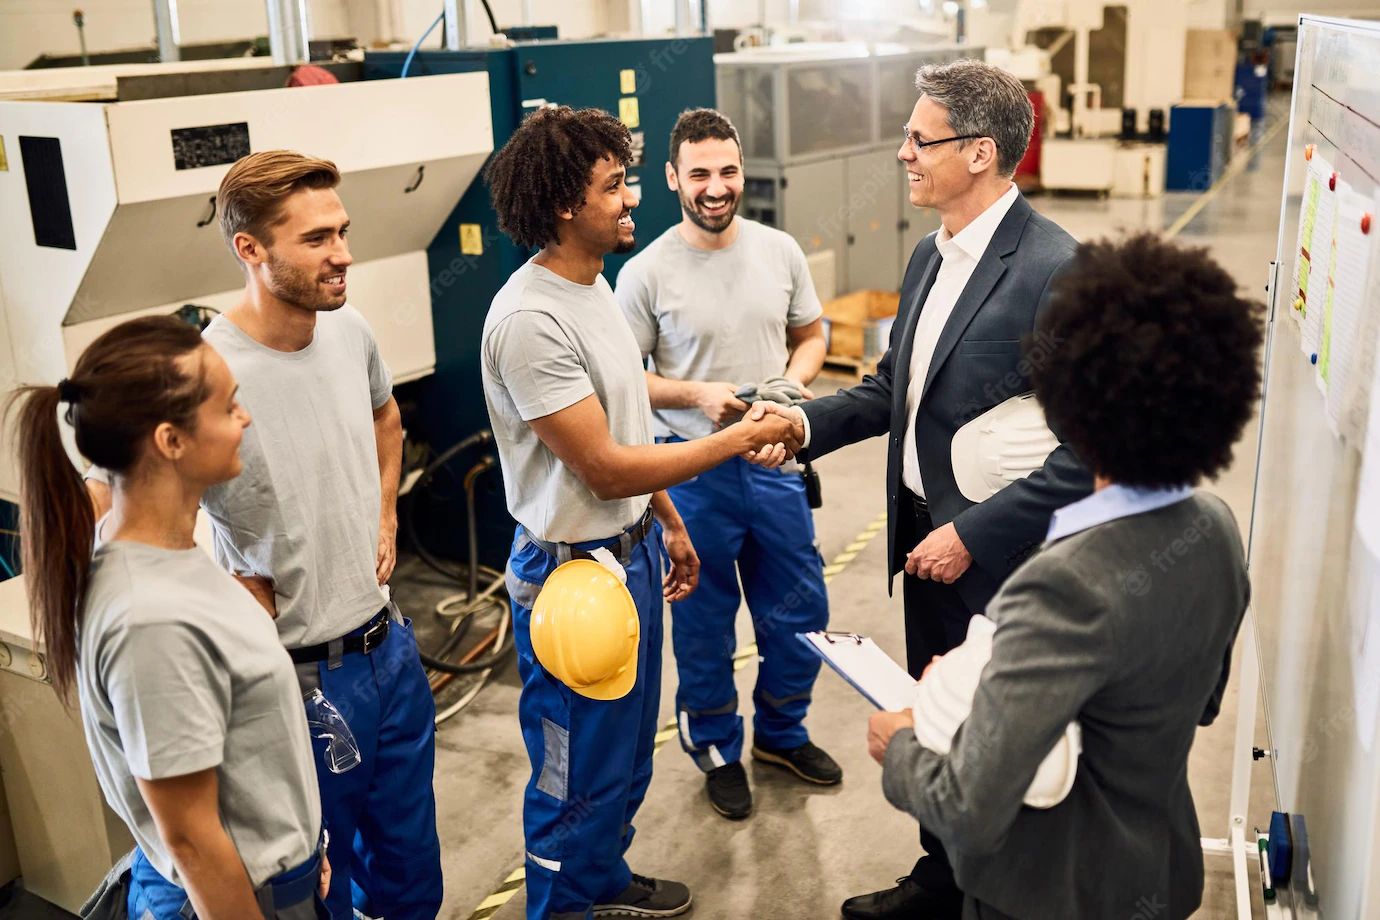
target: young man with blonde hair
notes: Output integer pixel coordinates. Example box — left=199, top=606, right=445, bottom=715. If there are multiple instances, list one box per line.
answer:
left=89, top=149, right=442, bottom=918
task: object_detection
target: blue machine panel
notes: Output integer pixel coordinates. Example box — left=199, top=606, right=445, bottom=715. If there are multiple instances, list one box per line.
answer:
left=365, top=38, right=715, bottom=566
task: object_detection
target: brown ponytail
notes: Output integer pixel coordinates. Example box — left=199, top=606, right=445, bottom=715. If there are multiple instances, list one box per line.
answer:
left=7, top=317, right=207, bottom=704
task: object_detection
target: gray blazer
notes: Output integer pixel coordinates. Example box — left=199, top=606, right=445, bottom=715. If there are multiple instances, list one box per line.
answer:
left=801, top=194, right=1093, bottom=611
left=882, top=493, right=1250, bottom=920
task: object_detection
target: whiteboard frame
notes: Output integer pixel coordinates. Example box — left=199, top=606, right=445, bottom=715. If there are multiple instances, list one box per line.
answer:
left=1244, top=13, right=1380, bottom=919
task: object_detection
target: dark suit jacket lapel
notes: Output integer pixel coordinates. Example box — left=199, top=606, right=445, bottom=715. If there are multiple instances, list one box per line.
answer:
left=920, top=195, right=1034, bottom=402
left=892, top=250, right=942, bottom=421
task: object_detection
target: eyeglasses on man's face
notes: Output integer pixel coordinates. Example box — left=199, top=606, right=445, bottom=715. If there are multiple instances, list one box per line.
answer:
left=901, top=125, right=992, bottom=152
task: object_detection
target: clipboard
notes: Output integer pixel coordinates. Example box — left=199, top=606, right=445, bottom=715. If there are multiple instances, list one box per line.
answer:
left=798, top=630, right=918, bottom=711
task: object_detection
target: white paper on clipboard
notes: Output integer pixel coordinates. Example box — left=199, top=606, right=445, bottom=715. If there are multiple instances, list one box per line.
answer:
left=798, top=631, right=918, bottom=711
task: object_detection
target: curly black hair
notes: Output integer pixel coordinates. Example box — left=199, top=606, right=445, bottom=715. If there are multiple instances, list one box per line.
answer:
left=484, top=105, right=632, bottom=250
left=1029, top=232, right=1264, bottom=488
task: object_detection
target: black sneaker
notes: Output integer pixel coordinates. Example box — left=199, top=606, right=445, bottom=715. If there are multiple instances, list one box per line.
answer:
left=592, top=873, right=692, bottom=917
left=705, top=761, right=753, bottom=819
left=751, top=740, right=843, bottom=785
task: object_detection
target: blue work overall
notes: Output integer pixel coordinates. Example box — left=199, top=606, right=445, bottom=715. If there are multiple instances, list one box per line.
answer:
left=299, top=606, right=443, bottom=920
left=505, top=518, right=664, bottom=920
left=662, top=444, right=829, bottom=770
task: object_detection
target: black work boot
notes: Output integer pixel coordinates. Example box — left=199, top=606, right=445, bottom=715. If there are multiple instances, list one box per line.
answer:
left=840, top=876, right=964, bottom=919
left=751, top=740, right=843, bottom=785
left=705, top=761, right=753, bottom=819
left=593, top=873, right=692, bottom=917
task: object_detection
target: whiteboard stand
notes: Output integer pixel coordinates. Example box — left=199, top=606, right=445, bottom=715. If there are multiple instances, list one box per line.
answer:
left=1201, top=607, right=1262, bottom=920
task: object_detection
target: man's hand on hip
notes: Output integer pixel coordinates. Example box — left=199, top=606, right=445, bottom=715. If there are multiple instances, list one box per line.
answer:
left=377, top=512, right=398, bottom=585
left=905, top=522, right=973, bottom=584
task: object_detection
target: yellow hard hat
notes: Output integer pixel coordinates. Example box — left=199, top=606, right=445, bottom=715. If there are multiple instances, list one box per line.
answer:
left=530, top=559, right=640, bottom=701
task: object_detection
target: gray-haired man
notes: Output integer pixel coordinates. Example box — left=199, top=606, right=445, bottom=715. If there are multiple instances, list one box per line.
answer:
left=750, top=59, right=1093, bottom=919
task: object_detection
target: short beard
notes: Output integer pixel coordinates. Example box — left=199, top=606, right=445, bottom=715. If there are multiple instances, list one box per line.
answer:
left=265, top=250, right=345, bottom=312
left=679, top=189, right=737, bottom=234
left=613, top=236, right=637, bottom=255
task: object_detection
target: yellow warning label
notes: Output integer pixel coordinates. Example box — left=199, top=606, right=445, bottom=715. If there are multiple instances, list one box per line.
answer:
left=460, top=223, right=483, bottom=256
left=618, top=97, right=641, bottom=129
left=620, top=69, right=637, bottom=94
left=0, top=137, right=7, bottom=171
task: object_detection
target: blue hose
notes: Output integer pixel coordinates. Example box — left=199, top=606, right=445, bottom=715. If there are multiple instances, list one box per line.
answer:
left=400, top=9, right=446, bottom=80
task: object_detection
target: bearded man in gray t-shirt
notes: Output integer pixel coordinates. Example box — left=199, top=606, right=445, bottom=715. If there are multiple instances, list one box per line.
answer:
left=615, top=109, right=840, bottom=823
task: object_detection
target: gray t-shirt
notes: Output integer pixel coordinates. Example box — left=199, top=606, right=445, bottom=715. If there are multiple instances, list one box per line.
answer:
left=78, top=538, right=321, bottom=889
left=481, top=261, right=654, bottom=543
left=84, top=308, right=392, bottom=647
left=200, top=309, right=392, bottom=648
left=615, top=218, right=823, bottom=440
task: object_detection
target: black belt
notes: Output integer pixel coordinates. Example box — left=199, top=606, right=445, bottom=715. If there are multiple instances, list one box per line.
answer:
left=288, top=606, right=390, bottom=664
left=906, top=490, right=930, bottom=520
left=523, top=506, right=655, bottom=565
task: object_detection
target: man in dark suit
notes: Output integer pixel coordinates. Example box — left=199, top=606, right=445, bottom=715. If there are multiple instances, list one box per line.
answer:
left=750, top=59, right=1093, bottom=919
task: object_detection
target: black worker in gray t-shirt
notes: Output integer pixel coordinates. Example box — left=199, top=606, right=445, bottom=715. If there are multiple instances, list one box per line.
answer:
left=480, top=105, right=804, bottom=920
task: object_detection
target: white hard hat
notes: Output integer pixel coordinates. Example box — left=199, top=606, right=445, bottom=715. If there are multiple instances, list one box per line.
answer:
left=951, top=393, right=1060, bottom=503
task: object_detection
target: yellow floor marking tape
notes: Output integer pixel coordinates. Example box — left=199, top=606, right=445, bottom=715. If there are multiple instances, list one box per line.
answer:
left=463, top=516, right=889, bottom=917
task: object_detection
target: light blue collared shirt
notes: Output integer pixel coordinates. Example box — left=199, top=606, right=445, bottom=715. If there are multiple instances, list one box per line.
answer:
left=1046, top=483, right=1195, bottom=543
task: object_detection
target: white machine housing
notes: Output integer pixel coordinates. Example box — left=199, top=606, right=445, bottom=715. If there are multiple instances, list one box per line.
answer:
left=0, top=71, right=494, bottom=501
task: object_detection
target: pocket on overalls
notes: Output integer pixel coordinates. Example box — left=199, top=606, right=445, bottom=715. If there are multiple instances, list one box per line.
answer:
left=535, top=717, right=570, bottom=801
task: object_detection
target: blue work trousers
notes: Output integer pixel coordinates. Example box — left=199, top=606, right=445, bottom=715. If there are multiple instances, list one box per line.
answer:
left=127, top=844, right=329, bottom=919
left=305, top=609, right=443, bottom=920
left=506, top=525, right=664, bottom=920
left=664, top=449, right=829, bottom=770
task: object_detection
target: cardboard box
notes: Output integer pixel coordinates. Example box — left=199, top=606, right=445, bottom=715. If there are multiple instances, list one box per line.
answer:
left=1183, top=30, right=1239, bottom=103
left=822, top=290, right=900, bottom=326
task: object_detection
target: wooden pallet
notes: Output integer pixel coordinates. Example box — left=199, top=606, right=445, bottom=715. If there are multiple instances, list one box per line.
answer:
left=820, top=354, right=879, bottom=382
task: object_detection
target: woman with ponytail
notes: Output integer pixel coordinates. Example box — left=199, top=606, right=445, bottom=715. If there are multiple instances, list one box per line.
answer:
left=10, top=316, right=330, bottom=920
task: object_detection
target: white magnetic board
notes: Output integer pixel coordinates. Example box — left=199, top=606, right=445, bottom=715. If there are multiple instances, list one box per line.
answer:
left=1250, top=15, right=1380, bottom=919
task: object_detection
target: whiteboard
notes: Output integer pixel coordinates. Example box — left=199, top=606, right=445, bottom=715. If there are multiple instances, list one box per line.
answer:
left=1250, top=15, right=1380, bottom=919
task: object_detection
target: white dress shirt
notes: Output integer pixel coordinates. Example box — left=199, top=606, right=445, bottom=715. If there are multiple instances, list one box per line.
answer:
left=902, top=183, right=1019, bottom=497
left=796, top=184, right=1019, bottom=492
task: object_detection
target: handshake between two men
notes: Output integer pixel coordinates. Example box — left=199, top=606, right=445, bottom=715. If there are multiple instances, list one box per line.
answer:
left=741, top=400, right=975, bottom=587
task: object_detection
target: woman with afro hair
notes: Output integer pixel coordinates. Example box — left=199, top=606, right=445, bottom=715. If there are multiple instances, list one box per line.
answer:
left=867, top=231, right=1264, bottom=920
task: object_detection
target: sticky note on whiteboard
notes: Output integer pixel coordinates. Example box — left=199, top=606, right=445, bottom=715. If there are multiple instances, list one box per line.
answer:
left=619, top=97, right=641, bottom=129
left=620, top=69, right=637, bottom=94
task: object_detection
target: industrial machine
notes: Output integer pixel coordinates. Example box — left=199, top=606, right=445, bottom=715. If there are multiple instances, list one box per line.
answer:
left=362, top=37, right=717, bottom=569
left=985, top=0, right=1188, bottom=195
left=713, top=42, right=968, bottom=297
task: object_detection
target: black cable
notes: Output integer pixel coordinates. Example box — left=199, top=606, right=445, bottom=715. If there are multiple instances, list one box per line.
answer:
left=479, top=0, right=499, bottom=34
left=406, top=429, right=514, bottom=674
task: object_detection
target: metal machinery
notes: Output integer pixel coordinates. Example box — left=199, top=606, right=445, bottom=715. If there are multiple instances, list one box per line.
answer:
left=986, top=0, right=1187, bottom=195
left=0, top=64, right=493, bottom=910
left=713, top=43, right=970, bottom=298
left=361, top=37, right=716, bottom=570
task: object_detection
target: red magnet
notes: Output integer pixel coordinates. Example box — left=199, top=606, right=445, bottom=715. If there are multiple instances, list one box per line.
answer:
left=1363, top=213, right=1373, bottom=235
left=1329, top=173, right=1338, bottom=192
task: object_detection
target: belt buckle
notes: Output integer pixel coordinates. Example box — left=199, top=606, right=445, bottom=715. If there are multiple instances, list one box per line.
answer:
left=361, top=616, right=387, bottom=654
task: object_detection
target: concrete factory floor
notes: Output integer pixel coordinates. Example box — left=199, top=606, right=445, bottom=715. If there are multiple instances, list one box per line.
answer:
left=402, top=110, right=1292, bottom=920
left=0, top=105, right=1291, bottom=920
